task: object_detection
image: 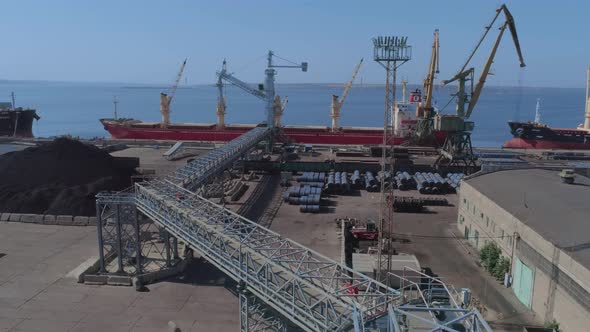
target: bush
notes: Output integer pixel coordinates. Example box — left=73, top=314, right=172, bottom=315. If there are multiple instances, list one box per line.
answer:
left=479, top=242, right=501, bottom=273
left=544, top=319, right=560, bottom=331
left=492, top=256, right=511, bottom=280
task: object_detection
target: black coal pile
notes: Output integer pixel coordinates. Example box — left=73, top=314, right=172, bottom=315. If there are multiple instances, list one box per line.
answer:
left=0, top=138, right=136, bottom=216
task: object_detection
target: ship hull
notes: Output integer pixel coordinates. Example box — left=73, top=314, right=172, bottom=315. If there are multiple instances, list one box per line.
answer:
left=0, top=109, right=39, bottom=138
left=503, top=121, right=590, bottom=150
left=101, top=119, right=447, bottom=146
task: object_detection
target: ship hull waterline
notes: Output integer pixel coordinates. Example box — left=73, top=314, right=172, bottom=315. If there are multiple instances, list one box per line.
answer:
left=101, top=120, right=447, bottom=146
left=503, top=121, right=590, bottom=150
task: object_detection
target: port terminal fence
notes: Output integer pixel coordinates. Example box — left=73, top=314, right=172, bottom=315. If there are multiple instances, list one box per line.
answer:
left=92, top=127, right=491, bottom=331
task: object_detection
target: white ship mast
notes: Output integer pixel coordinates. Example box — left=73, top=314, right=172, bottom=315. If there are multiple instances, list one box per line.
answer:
left=534, top=98, right=541, bottom=124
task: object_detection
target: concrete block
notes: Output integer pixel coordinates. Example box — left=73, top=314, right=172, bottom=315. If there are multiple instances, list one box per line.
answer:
left=0, top=213, right=9, bottom=222
left=20, top=214, right=41, bottom=223
left=107, top=275, right=133, bottom=286
left=66, top=256, right=101, bottom=283
left=83, top=274, right=108, bottom=285
left=87, top=217, right=97, bottom=226
left=8, top=214, right=21, bottom=222
left=43, top=215, right=57, bottom=225
left=56, top=215, right=73, bottom=225
left=73, top=216, right=89, bottom=226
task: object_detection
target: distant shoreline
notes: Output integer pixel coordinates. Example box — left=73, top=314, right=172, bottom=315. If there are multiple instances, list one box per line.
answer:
left=0, top=79, right=583, bottom=90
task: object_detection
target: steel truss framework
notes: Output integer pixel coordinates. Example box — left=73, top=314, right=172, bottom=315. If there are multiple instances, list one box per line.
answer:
left=135, top=178, right=399, bottom=331
left=387, top=267, right=492, bottom=332
left=239, top=290, right=289, bottom=332
left=169, top=126, right=272, bottom=191
left=95, top=192, right=180, bottom=275
left=95, top=127, right=492, bottom=331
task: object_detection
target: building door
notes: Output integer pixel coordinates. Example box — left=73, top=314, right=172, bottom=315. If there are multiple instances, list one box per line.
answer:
left=464, top=226, right=469, bottom=239
left=513, top=258, right=534, bottom=308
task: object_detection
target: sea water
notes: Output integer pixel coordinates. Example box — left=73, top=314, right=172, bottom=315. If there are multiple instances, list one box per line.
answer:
left=0, top=80, right=586, bottom=147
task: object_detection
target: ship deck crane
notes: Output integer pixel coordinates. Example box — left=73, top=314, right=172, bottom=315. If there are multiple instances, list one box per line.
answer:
left=331, top=58, right=363, bottom=132
left=216, top=51, right=307, bottom=130
left=160, top=58, right=187, bottom=128
left=435, top=4, right=525, bottom=169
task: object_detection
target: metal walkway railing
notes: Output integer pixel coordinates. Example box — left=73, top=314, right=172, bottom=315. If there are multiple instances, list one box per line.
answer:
left=167, top=126, right=271, bottom=190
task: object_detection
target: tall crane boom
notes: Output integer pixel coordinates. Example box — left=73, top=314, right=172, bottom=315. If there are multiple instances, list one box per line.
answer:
left=442, top=4, right=525, bottom=119
left=217, top=65, right=267, bottom=101
left=423, top=30, right=439, bottom=111
left=416, top=30, right=440, bottom=120
left=216, top=51, right=306, bottom=129
left=434, top=4, right=525, bottom=170
left=331, top=58, right=363, bottom=131
left=169, top=58, right=187, bottom=102
left=160, top=58, right=187, bottom=128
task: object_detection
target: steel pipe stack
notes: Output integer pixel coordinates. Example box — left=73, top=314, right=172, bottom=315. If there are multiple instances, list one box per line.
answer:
left=300, top=205, right=320, bottom=213
left=351, top=170, right=362, bottom=189
left=340, top=172, right=350, bottom=193
left=365, top=171, right=379, bottom=192
left=327, top=172, right=335, bottom=191
left=297, top=172, right=327, bottom=183
left=445, top=173, right=465, bottom=192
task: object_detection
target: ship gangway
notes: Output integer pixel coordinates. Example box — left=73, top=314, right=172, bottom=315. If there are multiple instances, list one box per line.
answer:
left=97, top=126, right=492, bottom=331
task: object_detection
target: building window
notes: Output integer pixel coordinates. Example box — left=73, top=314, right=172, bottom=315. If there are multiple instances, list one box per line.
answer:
left=459, top=215, right=464, bottom=225
left=492, top=221, right=495, bottom=233
left=480, top=212, right=484, bottom=219
left=500, top=230, right=504, bottom=240
left=474, top=230, right=480, bottom=247
left=486, top=217, right=489, bottom=227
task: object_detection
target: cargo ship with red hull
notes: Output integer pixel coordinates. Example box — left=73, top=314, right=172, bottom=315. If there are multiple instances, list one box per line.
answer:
left=100, top=118, right=448, bottom=146
left=504, top=68, right=590, bottom=150
left=503, top=121, right=590, bottom=150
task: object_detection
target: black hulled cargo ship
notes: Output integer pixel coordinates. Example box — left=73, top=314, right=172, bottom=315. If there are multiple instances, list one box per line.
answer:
left=504, top=68, right=590, bottom=150
left=0, top=102, right=40, bottom=137
left=503, top=121, right=590, bottom=150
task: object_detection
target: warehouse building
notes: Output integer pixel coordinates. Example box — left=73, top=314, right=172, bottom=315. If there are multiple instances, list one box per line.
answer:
left=457, top=168, right=590, bottom=332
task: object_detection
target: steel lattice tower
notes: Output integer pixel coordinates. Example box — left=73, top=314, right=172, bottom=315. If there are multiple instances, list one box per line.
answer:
left=372, top=36, right=411, bottom=283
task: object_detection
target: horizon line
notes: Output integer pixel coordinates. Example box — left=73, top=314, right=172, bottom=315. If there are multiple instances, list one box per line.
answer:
left=0, top=78, right=584, bottom=90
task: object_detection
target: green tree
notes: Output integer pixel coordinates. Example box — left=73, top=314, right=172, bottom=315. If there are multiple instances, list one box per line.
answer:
left=479, top=242, right=501, bottom=273
left=492, top=256, right=511, bottom=280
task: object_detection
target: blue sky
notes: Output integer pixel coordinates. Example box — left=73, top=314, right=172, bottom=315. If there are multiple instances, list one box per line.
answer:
left=0, top=0, right=586, bottom=87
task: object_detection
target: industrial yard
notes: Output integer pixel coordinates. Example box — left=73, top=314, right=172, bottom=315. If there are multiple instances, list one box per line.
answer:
left=2, top=138, right=589, bottom=331
left=2, top=2, right=590, bottom=332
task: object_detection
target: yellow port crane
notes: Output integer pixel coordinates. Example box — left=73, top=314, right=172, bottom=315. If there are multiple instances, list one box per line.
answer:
left=273, top=95, right=288, bottom=127
left=331, top=58, right=363, bottom=132
left=442, top=4, right=525, bottom=120
left=160, top=58, right=188, bottom=129
left=415, top=30, right=440, bottom=142
left=417, top=29, right=440, bottom=119
left=435, top=4, right=525, bottom=169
